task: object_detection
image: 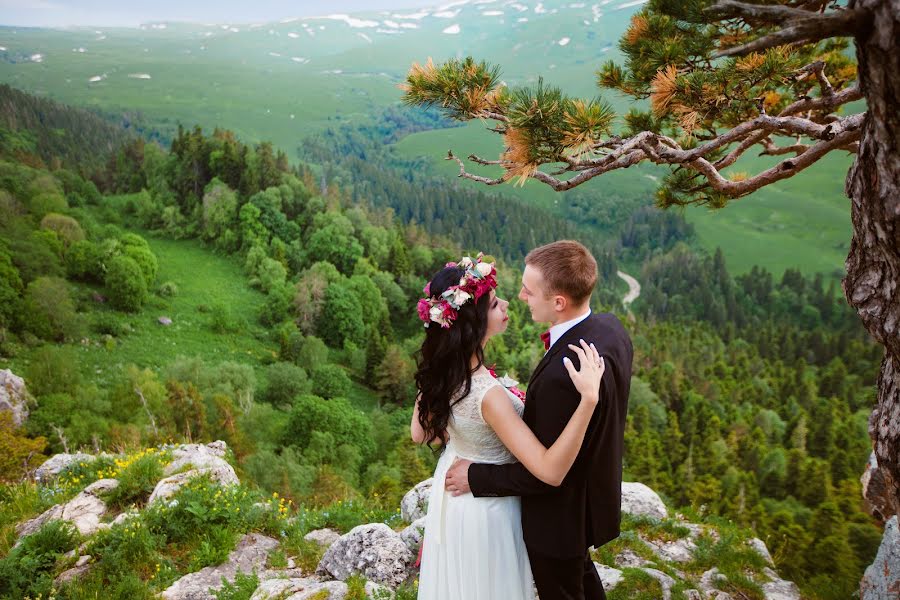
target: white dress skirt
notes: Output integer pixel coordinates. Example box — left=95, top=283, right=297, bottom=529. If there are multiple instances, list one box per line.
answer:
left=417, top=373, right=535, bottom=600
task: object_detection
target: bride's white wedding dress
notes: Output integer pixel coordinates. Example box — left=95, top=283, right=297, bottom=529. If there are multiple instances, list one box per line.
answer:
left=418, top=371, right=535, bottom=600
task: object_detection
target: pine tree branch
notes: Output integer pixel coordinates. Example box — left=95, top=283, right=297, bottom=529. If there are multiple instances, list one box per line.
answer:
left=707, top=1, right=867, bottom=57
left=446, top=151, right=506, bottom=185
left=444, top=112, right=864, bottom=196
left=685, top=124, right=860, bottom=196
left=778, top=85, right=861, bottom=118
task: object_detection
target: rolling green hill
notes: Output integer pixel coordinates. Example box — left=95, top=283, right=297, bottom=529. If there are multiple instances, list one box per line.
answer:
left=0, top=0, right=856, bottom=279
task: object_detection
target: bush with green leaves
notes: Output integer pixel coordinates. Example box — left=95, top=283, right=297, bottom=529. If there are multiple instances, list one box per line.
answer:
left=317, top=282, right=365, bottom=348
left=157, top=280, right=178, bottom=297
left=40, top=212, right=85, bottom=247
left=105, top=254, right=148, bottom=312
left=210, top=301, right=240, bottom=334
left=20, top=275, right=82, bottom=341
left=0, top=246, right=23, bottom=328
left=261, top=362, right=311, bottom=408
left=213, top=570, right=260, bottom=600
left=310, top=364, right=352, bottom=400
left=65, top=238, right=103, bottom=282
left=284, top=394, right=375, bottom=463
left=119, top=234, right=158, bottom=288
left=103, top=449, right=170, bottom=510
left=0, top=520, right=79, bottom=599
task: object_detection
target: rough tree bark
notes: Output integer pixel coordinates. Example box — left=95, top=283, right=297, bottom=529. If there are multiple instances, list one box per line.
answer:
left=844, top=0, right=900, bottom=518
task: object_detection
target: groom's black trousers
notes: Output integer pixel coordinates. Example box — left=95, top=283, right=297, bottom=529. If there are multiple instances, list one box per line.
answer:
left=529, top=550, right=606, bottom=600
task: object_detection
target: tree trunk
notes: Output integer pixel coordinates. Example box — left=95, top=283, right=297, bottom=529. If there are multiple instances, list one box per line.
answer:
left=844, top=0, right=900, bottom=518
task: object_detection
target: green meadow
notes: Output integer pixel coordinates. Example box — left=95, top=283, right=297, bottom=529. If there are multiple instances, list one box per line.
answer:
left=0, top=0, right=857, bottom=279
left=1, top=220, right=278, bottom=389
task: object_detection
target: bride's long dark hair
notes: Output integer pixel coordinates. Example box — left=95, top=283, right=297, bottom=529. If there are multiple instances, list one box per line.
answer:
left=414, top=265, right=490, bottom=446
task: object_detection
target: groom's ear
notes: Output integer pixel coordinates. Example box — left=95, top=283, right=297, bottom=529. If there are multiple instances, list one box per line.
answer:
left=553, top=294, right=568, bottom=312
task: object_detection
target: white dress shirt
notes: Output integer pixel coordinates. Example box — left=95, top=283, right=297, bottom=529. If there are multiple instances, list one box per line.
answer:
left=547, top=308, right=592, bottom=351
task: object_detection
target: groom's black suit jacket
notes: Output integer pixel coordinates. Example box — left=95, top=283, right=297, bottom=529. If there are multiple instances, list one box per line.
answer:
left=469, top=313, right=633, bottom=559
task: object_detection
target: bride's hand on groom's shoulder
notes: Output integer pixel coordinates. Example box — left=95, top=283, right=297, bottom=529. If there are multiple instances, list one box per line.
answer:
left=564, top=339, right=604, bottom=405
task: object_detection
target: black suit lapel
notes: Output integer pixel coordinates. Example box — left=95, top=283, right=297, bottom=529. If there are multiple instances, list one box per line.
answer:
left=527, top=316, right=595, bottom=388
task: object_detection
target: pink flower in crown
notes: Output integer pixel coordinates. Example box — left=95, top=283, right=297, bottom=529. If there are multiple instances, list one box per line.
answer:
left=441, top=304, right=458, bottom=326
left=423, top=282, right=431, bottom=296
left=417, top=298, right=432, bottom=323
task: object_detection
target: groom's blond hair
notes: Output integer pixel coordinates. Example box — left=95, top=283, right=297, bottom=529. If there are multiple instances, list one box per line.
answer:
left=526, top=240, right=597, bottom=305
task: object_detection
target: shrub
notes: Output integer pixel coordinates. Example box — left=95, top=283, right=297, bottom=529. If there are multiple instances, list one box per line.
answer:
left=27, top=191, right=67, bottom=219
left=0, top=247, right=23, bottom=328
left=124, top=245, right=159, bottom=288
left=106, top=254, right=148, bottom=312
left=66, top=238, right=103, bottom=282
left=86, top=515, right=162, bottom=590
left=40, top=213, right=85, bottom=247
left=0, top=412, right=47, bottom=483
left=284, top=395, right=374, bottom=462
left=189, top=527, right=239, bottom=571
left=91, top=312, right=131, bottom=337
left=157, top=281, right=178, bottom=297
left=213, top=570, right=260, bottom=600
left=20, top=276, right=82, bottom=341
left=310, top=364, right=351, bottom=400
left=103, top=450, right=169, bottom=510
left=317, top=282, right=365, bottom=348
left=210, top=302, right=239, bottom=333
left=261, top=362, right=310, bottom=408
left=0, top=520, right=79, bottom=599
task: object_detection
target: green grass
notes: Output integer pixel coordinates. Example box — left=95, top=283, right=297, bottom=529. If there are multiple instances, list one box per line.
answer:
left=1, top=231, right=278, bottom=387
left=683, top=151, right=853, bottom=280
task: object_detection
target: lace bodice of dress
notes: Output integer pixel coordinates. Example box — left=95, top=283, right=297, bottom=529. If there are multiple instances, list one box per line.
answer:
left=445, top=372, right=524, bottom=464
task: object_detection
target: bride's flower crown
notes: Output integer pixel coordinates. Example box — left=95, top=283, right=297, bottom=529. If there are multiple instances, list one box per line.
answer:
left=417, top=253, right=498, bottom=329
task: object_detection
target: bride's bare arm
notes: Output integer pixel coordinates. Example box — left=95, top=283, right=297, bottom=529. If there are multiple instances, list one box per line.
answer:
left=410, top=395, right=427, bottom=443
left=481, top=340, right=604, bottom=486
left=411, top=394, right=444, bottom=445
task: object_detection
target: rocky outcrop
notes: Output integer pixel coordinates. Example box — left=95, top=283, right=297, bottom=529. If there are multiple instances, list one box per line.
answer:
left=18, top=448, right=801, bottom=599
left=594, top=562, right=624, bottom=591
left=316, top=523, right=413, bottom=588
left=148, top=441, right=238, bottom=504
left=304, top=528, right=341, bottom=549
left=54, top=555, right=92, bottom=586
left=861, top=452, right=894, bottom=524
left=400, top=478, right=432, bottom=523
left=162, top=533, right=278, bottom=600
left=399, top=517, right=425, bottom=555
left=761, top=567, right=802, bottom=600
left=16, top=478, right=118, bottom=541
left=250, top=576, right=389, bottom=600
left=749, top=537, right=774, bottom=565
left=621, top=481, right=668, bottom=520
left=33, top=452, right=96, bottom=483
left=860, top=515, right=900, bottom=600
left=0, top=368, right=30, bottom=427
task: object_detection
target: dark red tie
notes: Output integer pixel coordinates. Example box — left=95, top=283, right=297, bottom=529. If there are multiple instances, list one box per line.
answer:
left=540, top=330, right=551, bottom=351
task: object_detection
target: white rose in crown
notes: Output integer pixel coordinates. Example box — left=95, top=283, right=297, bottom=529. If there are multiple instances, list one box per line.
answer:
left=429, top=305, right=444, bottom=320
left=451, top=288, right=471, bottom=306
left=476, top=262, right=493, bottom=276
left=459, top=257, right=474, bottom=268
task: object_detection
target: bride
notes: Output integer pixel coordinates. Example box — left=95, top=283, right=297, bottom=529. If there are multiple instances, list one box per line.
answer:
left=410, top=254, right=605, bottom=600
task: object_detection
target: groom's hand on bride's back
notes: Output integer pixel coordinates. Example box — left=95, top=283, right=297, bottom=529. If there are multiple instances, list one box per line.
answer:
left=445, top=459, right=473, bottom=496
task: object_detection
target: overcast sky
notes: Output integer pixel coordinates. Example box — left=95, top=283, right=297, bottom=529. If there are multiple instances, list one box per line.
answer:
left=0, top=0, right=440, bottom=28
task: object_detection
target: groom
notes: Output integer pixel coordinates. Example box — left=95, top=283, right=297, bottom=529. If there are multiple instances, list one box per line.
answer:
left=445, top=240, right=633, bottom=600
